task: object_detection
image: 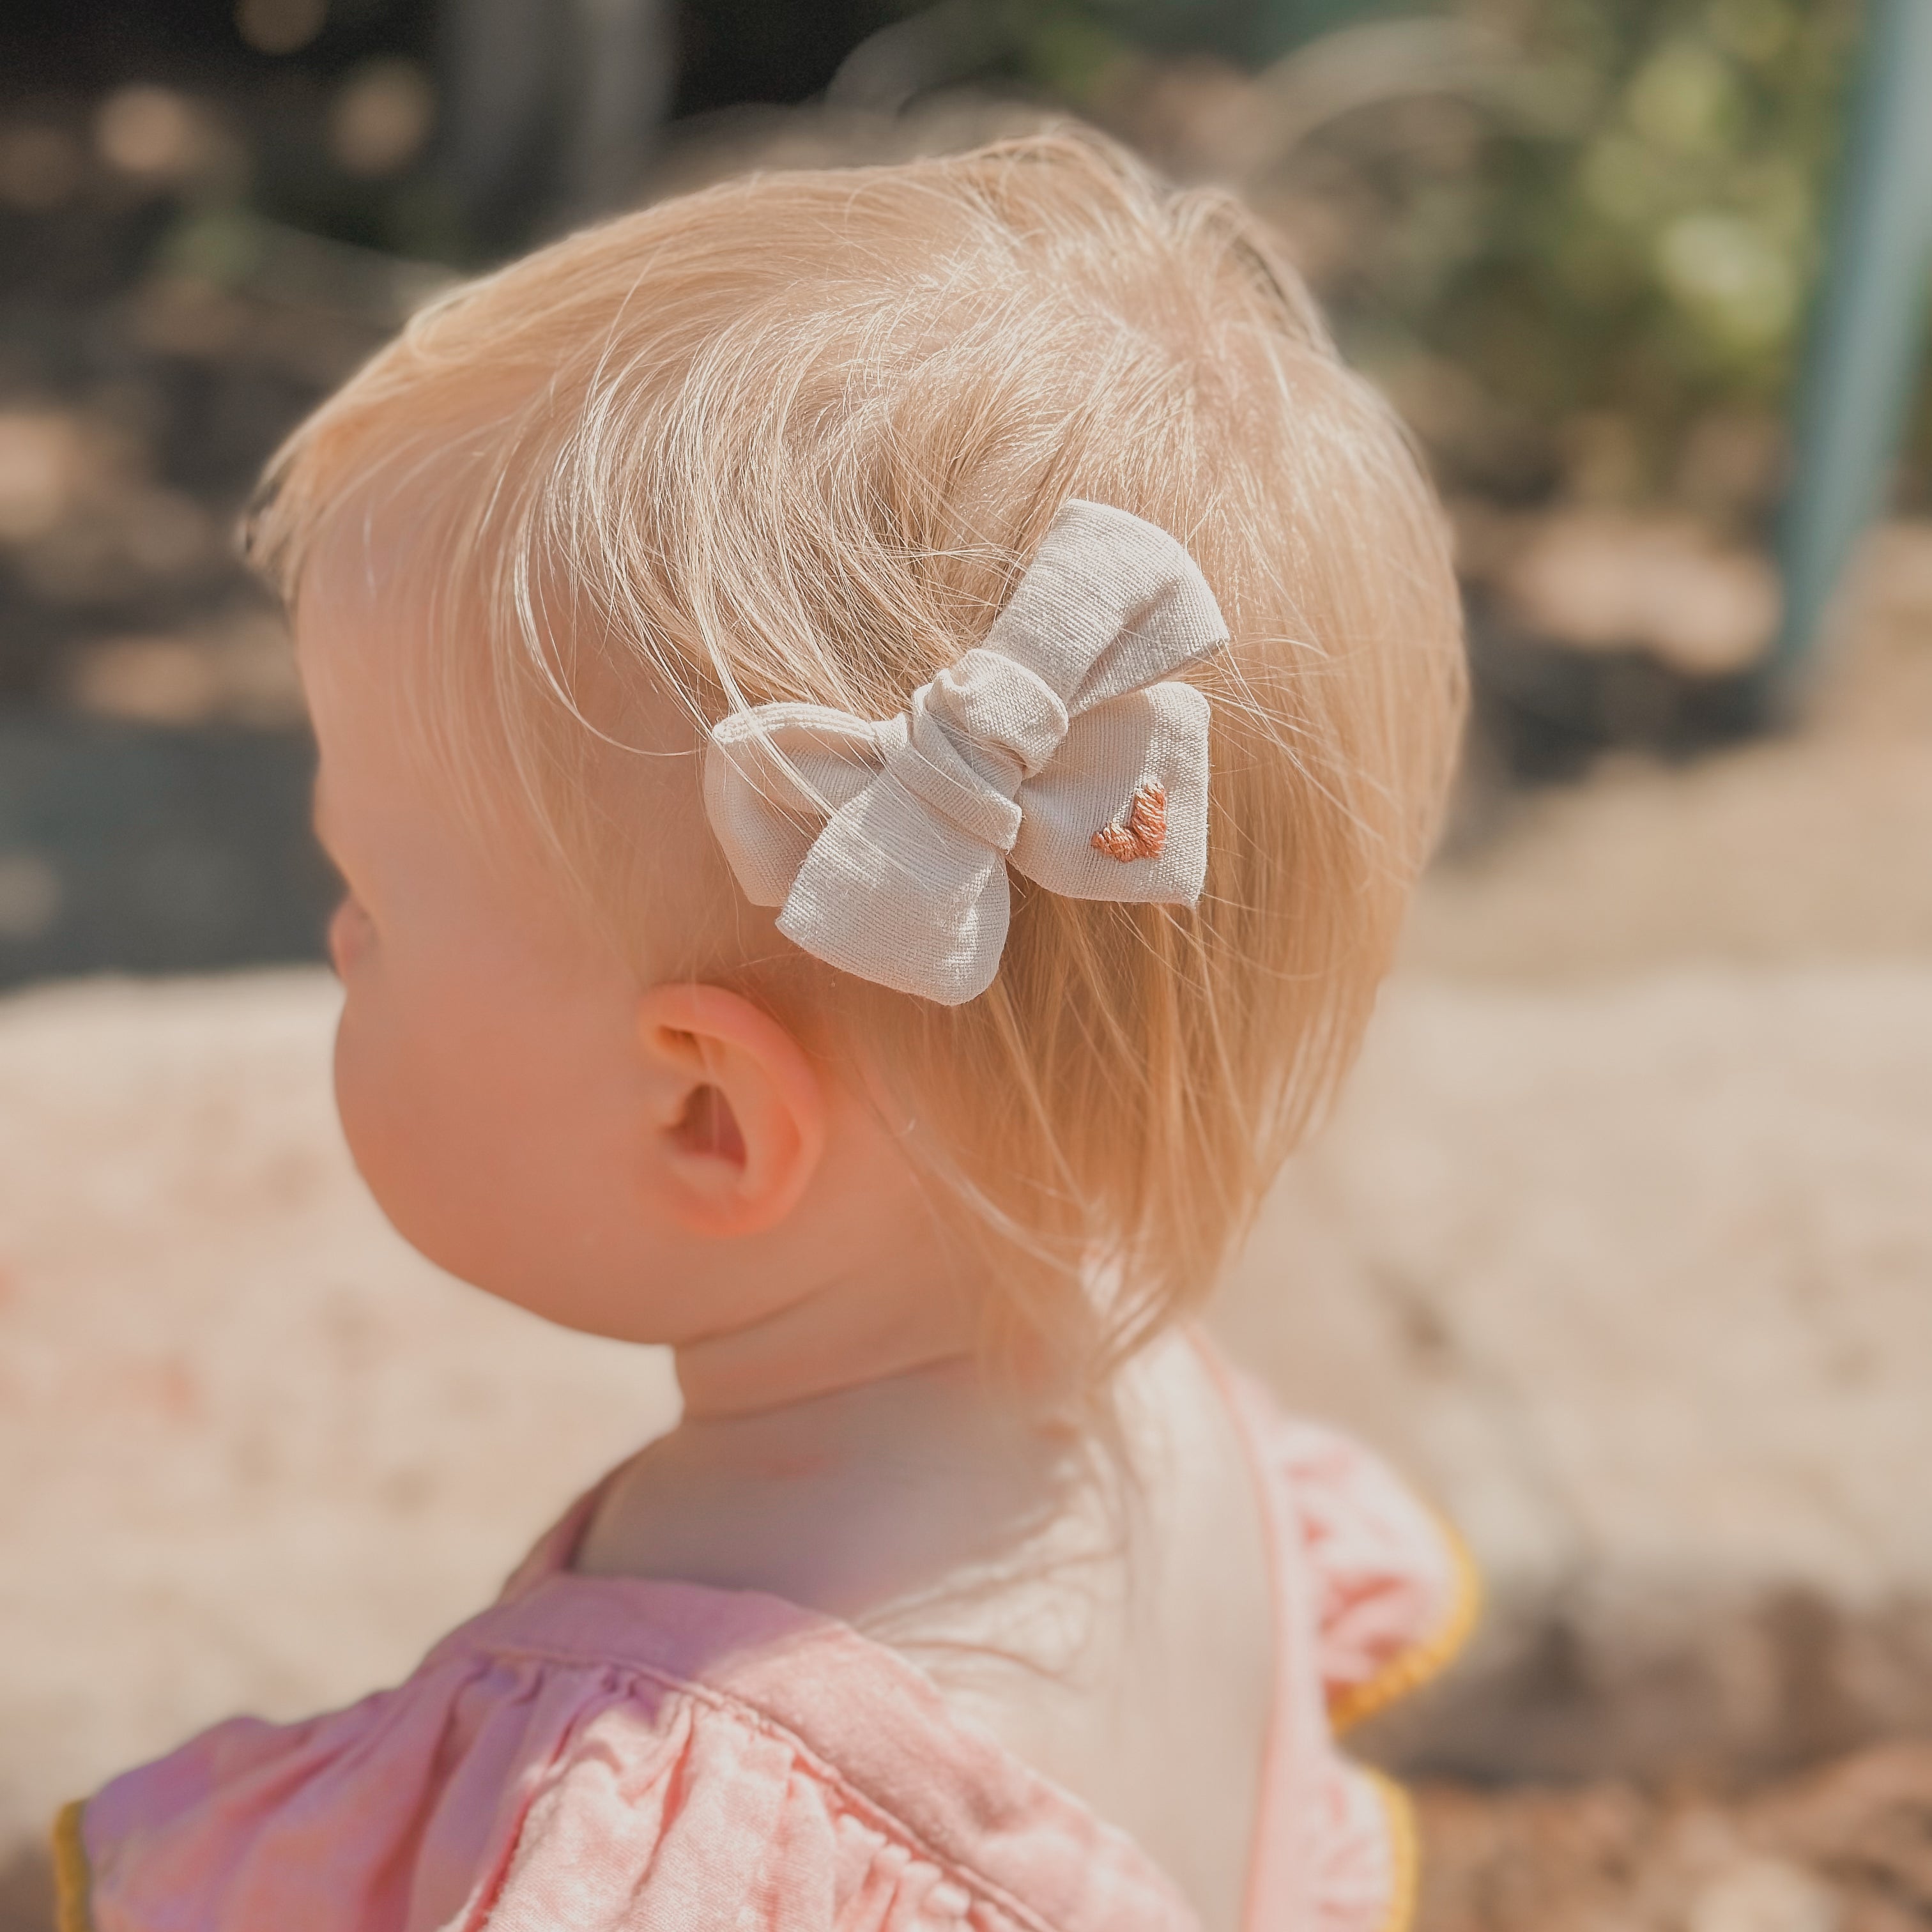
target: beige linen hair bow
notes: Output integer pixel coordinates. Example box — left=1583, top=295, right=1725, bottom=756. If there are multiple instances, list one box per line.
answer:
left=702, top=500, right=1232, bottom=1004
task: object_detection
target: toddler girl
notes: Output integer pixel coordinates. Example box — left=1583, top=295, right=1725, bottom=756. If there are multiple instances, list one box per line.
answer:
left=57, top=131, right=1472, bottom=1932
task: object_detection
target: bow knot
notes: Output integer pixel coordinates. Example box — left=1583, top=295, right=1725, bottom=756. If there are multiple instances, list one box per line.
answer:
left=919, top=648, right=1072, bottom=783
left=703, top=500, right=1230, bottom=1004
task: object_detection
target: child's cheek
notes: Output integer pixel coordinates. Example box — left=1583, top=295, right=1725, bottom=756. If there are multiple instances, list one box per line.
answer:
left=328, top=896, right=376, bottom=978
left=330, top=982, right=450, bottom=1264
left=331, top=986, right=389, bottom=1190
left=328, top=948, right=518, bottom=1292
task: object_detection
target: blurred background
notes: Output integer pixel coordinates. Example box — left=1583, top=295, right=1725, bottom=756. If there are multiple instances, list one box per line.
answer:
left=3, top=0, right=1924, bottom=983
left=4, top=3, right=1932, bottom=1928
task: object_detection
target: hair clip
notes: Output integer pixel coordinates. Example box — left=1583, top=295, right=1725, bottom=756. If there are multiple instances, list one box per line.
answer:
left=702, top=500, right=1231, bottom=1004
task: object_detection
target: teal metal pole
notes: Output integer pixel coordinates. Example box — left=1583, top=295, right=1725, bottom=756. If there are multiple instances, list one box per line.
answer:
left=1767, top=0, right=1932, bottom=700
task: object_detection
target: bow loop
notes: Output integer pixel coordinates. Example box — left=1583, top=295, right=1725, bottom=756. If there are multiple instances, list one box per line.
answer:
left=702, top=501, right=1231, bottom=1004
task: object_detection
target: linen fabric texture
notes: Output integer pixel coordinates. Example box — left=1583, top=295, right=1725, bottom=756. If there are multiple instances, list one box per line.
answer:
left=702, top=500, right=1232, bottom=1004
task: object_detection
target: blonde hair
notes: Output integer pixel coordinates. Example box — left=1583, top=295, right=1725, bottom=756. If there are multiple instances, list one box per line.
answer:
left=251, top=130, right=1466, bottom=1387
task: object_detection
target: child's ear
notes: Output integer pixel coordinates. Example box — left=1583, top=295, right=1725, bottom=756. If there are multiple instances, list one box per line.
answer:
left=636, top=984, right=827, bottom=1238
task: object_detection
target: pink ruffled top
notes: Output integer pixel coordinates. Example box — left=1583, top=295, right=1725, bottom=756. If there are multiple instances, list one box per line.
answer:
left=61, top=1356, right=1475, bottom=1932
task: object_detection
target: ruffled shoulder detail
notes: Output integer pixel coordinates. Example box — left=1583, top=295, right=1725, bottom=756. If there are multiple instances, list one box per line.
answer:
left=1228, top=1368, right=1479, bottom=1733
left=1308, top=1762, right=1418, bottom=1932
left=1188, top=1346, right=1473, bottom=1932
left=74, top=1576, right=1195, bottom=1932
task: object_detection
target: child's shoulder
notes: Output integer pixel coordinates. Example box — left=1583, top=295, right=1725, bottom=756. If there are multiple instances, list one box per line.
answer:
left=61, top=1352, right=1475, bottom=1932
left=66, top=1567, right=1197, bottom=1932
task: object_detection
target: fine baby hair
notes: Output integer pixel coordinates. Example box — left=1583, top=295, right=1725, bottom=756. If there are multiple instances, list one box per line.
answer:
left=249, top=130, right=1464, bottom=1392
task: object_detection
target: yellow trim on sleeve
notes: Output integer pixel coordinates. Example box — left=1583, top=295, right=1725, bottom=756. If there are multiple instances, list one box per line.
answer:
left=1327, top=1514, right=1483, bottom=1737
left=1365, top=1769, right=1420, bottom=1932
left=52, top=1800, right=93, bottom=1932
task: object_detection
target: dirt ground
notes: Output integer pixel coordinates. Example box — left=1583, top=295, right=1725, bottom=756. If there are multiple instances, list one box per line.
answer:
left=1410, top=521, right=1932, bottom=983
left=1414, top=1744, right=1932, bottom=1932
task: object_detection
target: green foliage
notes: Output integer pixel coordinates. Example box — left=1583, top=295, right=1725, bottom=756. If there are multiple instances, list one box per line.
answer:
left=1004, top=0, right=1877, bottom=512
left=1400, top=0, right=1861, bottom=503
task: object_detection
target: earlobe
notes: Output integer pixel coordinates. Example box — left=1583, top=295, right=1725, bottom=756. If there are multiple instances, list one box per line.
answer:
left=637, top=984, right=827, bottom=1238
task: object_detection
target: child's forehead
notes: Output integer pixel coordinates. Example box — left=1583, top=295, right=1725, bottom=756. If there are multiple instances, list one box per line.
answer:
left=291, top=493, right=488, bottom=742
left=293, top=507, right=483, bottom=814
left=296, top=486, right=441, bottom=635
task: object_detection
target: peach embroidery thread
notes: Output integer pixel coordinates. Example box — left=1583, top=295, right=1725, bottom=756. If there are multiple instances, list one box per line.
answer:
left=1091, top=781, right=1169, bottom=862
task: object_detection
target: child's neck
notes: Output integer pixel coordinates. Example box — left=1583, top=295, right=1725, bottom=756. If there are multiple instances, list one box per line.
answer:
left=574, top=1330, right=1275, bottom=1932
left=604, top=1191, right=1085, bottom=1615
left=671, top=1298, right=981, bottom=1421
left=575, top=1352, right=1086, bottom=1618
left=666, top=1184, right=1000, bottom=1422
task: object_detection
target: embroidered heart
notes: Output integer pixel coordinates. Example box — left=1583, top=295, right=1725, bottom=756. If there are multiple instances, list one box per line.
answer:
left=1091, top=781, right=1168, bottom=862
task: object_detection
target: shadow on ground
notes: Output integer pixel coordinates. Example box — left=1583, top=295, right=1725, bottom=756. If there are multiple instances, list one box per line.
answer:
left=0, top=1839, right=50, bottom=1932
